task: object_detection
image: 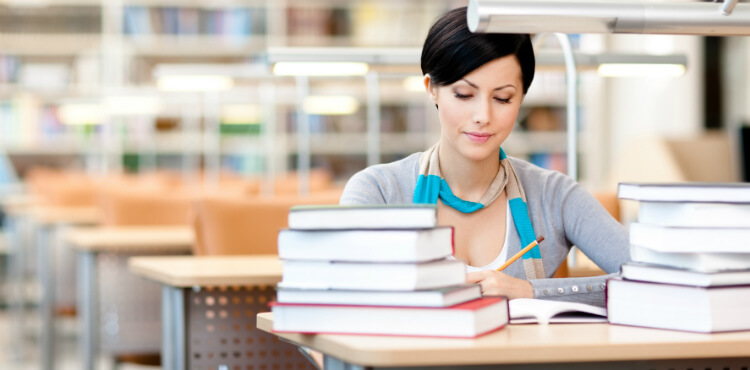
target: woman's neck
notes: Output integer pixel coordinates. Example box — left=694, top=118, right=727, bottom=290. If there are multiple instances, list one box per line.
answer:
left=438, top=143, right=500, bottom=202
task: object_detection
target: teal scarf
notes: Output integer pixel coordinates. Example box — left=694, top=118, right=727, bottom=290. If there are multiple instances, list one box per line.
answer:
left=413, top=142, right=545, bottom=280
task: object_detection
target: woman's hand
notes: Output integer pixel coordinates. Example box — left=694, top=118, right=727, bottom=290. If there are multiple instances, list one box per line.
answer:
left=466, top=270, right=534, bottom=300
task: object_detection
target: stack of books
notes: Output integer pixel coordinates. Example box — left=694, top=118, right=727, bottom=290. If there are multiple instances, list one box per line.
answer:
left=608, top=183, right=750, bottom=333
left=271, top=204, right=509, bottom=338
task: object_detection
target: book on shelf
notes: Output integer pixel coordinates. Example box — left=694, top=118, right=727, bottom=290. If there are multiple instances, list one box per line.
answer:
left=607, top=278, right=750, bottom=333
left=620, top=262, right=750, bottom=287
left=509, top=298, right=607, bottom=325
left=629, top=222, right=750, bottom=253
left=270, top=296, right=508, bottom=338
left=280, top=258, right=465, bottom=291
left=630, top=244, right=750, bottom=272
left=277, top=227, right=453, bottom=263
left=618, top=182, right=750, bottom=203
left=276, top=284, right=481, bottom=308
left=287, top=204, right=438, bottom=230
left=637, top=201, right=750, bottom=228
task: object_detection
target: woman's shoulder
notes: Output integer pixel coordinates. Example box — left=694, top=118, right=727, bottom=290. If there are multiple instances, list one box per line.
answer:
left=340, top=152, right=421, bottom=205
left=508, top=156, right=575, bottom=196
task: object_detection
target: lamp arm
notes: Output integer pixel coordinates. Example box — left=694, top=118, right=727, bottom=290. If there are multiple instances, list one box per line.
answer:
left=532, top=33, right=579, bottom=181
left=721, top=0, right=739, bottom=16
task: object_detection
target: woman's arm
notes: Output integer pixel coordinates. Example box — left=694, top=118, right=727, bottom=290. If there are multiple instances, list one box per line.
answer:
left=528, top=173, right=630, bottom=307
left=339, top=169, right=388, bottom=205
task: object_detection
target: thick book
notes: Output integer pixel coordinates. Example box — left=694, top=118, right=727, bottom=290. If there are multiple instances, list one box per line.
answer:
left=277, top=227, right=453, bottom=263
left=638, top=201, right=750, bottom=228
left=270, top=297, right=508, bottom=338
left=630, top=222, right=750, bottom=253
left=621, top=262, right=750, bottom=287
left=618, top=182, right=750, bottom=203
left=276, top=284, right=481, bottom=308
left=280, top=258, right=465, bottom=291
left=287, top=204, right=438, bottom=230
left=607, top=278, right=750, bottom=333
left=509, top=298, right=607, bottom=325
left=630, top=244, right=750, bottom=272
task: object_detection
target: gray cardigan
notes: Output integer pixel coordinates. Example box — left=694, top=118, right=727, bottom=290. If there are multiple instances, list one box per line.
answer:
left=339, top=152, right=630, bottom=307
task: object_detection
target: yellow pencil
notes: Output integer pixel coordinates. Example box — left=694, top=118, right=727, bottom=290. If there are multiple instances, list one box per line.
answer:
left=496, top=235, right=545, bottom=272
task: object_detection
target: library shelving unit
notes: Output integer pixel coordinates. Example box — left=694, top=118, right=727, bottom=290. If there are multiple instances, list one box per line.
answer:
left=0, top=0, right=607, bottom=187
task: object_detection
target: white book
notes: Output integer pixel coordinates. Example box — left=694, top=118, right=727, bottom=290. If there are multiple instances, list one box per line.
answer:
left=287, top=204, right=437, bottom=230
left=630, top=244, right=750, bottom=273
left=509, top=298, right=607, bottom=325
left=277, top=227, right=453, bottom=263
left=638, top=201, right=750, bottom=228
left=271, top=296, right=508, bottom=338
left=276, top=284, right=481, bottom=307
left=621, top=262, right=750, bottom=287
left=630, top=222, right=750, bottom=253
left=607, top=278, right=750, bottom=333
left=280, top=259, right=466, bottom=291
left=618, top=182, right=750, bottom=203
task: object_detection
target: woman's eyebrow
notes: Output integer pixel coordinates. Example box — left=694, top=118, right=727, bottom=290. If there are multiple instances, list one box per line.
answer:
left=460, top=78, right=517, bottom=91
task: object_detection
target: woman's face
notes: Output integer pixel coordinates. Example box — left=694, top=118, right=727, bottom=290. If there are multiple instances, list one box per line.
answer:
left=426, top=55, right=524, bottom=163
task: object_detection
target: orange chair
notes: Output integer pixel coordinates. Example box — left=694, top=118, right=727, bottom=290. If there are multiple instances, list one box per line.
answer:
left=192, top=188, right=342, bottom=256
left=94, top=181, right=196, bottom=366
left=98, top=186, right=194, bottom=226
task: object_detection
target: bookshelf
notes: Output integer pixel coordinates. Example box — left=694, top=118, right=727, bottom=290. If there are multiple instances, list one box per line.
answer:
left=0, top=0, right=610, bottom=186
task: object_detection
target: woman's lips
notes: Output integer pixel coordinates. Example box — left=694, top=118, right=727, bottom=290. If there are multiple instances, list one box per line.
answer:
left=465, top=132, right=492, bottom=143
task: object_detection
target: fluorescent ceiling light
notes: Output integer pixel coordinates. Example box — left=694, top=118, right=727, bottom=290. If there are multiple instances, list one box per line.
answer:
left=221, top=104, right=261, bottom=124
left=273, top=62, right=369, bottom=77
left=598, top=63, right=686, bottom=77
left=302, top=96, right=359, bottom=115
left=535, top=52, right=688, bottom=74
left=157, top=75, right=234, bottom=91
left=59, top=103, right=102, bottom=125
left=153, top=63, right=270, bottom=79
left=103, top=96, right=161, bottom=116
left=403, top=76, right=426, bottom=92
left=468, top=0, right=750, bottom=36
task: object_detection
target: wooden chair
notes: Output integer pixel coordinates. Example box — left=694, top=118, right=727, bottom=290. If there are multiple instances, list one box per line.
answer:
left=95, top=183, right=195, bottom=367
left=192, top=188, right=342, bottom=255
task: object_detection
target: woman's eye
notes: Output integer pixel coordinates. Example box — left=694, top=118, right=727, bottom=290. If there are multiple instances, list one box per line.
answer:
left=454, top=93, right=471, bottom=100
left=495, top=98, right=511, bottom=103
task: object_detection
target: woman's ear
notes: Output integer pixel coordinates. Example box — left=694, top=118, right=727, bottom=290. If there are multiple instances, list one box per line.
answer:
left=423, top=74, right=439, bottom=105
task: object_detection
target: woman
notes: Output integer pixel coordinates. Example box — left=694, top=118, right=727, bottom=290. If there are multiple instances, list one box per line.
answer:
left=339, top=7, right=630, bottom=307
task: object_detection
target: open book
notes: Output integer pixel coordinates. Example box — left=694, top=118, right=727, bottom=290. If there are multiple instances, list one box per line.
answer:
left=509, top=298, right=607, bottom=325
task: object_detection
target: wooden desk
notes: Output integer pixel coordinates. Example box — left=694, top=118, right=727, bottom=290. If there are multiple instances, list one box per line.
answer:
left=22, top=205, right=99, bottom=370
left=65, top=226, right=194, bottom=370
left=129, top=255, right=315, bottom=370
left=27, top=205, right=99, bottom=226
left=257, top=313, right=750, bottom=369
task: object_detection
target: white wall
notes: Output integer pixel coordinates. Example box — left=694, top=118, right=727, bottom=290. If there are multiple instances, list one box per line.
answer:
left=605, top=34, right=704, bottom=166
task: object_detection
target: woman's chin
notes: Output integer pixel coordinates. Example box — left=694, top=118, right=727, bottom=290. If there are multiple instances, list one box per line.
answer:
left=459, top=146, right=500, bottom=162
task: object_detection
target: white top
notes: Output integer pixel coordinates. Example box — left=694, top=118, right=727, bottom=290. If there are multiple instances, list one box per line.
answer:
left=449, top=201, right=510, bottom=272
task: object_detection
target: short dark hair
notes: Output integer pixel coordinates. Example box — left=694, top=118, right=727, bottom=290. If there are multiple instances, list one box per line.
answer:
left=421, top=7, right=535, bottom=94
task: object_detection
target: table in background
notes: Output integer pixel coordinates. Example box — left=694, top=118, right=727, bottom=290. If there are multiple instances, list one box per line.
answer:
left=27, top=205, right=99, bottom=370
left=258, top=313, right=750, bottom=370
left=64, top=226, right=194, bottom=370
left=129, top=255, right=316, bottom=370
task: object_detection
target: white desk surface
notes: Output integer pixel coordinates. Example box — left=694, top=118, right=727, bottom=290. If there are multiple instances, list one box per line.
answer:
left=257, top=313, right=750, bottom=367
left=63, top=226, right=194, bottom=252
left=129, top=255, right=282, bottom=287
left=26, top=205, right=99, bottom=226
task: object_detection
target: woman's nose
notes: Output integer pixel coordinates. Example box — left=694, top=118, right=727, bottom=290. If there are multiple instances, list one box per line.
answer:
left=473, top=99, right=491, bottom=126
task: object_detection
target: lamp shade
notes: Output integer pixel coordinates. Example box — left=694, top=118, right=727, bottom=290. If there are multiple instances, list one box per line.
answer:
left=468, top=0, right=750, bottom=36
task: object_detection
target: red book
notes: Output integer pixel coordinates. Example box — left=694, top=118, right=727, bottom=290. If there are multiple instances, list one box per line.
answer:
left=270, top=296, right=508, bottom=338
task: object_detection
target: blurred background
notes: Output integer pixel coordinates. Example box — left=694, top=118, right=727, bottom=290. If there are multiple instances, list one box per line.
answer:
left=0, top=0, right=749, bottom=368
